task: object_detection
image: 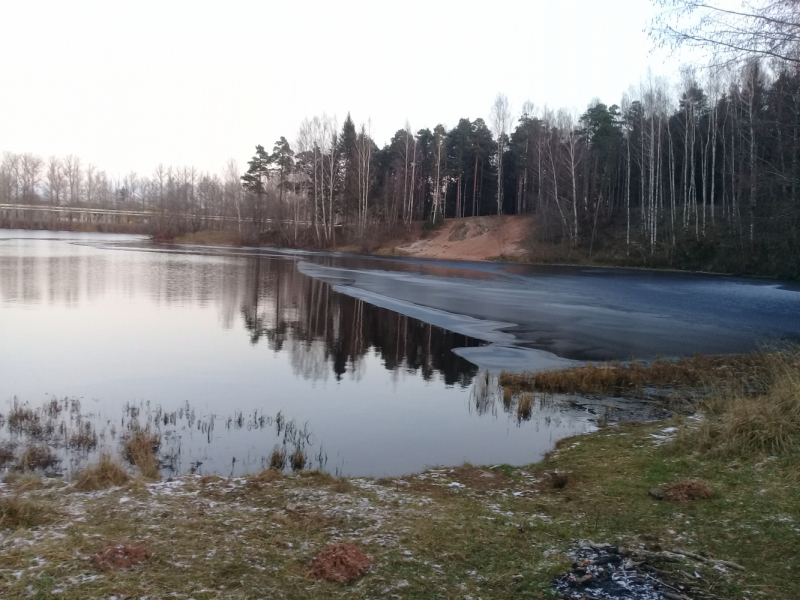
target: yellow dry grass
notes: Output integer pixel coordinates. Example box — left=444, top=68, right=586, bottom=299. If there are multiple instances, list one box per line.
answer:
left=499, top=353, right=772, bottom=396
left=73, top=454, right=132, bottom=491
left=123, top=431, right=161, bottom=481
left=0, top=495, right=56, bottom=529
left=3, top=472, right=45, bottom=492
left=679, top=349, right=800, bottom=457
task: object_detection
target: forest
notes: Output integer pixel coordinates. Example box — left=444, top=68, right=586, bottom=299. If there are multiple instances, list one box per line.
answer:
left=3, top=15, right=800, bottom=278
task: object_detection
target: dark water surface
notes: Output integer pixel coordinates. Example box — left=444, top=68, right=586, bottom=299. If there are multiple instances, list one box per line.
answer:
left=2, top=230, right=799, bottom=478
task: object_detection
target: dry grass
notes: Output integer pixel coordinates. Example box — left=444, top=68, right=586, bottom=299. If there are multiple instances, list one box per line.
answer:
left=73, top=454, right=132, bottom=491
left=123, top=431, right=161, bottom=480
left=7, top=404, right=43, bottom=437
left=172, top=229, right=240, bottom=246
left=269, top=447, right=287, bottom=471
left=500, top=353, right=772, bottom=396
left=3, top=472, right=45, bottom=492
left=676, top=349, right=800, bottom=457
left=0, top=441, right=14, bottom=467
left=18, top=445, right=58, bottom=471
left=517, top=392, right=534, bottom=421
left=253, top=469, right=283, bottom=484
left=69, top=423, right=98, bottom=450
left=0, top=495, right=55, bottom=529
left=665, top=479, right=715, bottom=502
left=290, top=450, right=306, bottom=472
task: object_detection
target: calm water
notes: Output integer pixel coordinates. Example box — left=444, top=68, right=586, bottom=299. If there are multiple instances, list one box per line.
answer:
left=3, top=230, right=799, bottom=478
left=0, top=231, right=596, bottom=478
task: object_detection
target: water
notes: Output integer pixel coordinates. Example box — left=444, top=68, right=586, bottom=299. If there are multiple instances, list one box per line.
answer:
left=0, top=231, right=594, bottom=478
left=2, top=230, right=799, bottom=478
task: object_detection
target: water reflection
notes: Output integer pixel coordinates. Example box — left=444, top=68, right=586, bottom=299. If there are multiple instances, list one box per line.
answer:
left=241, top=256, right=480, bottom=386
left=0, top=232, right=602, bottom=477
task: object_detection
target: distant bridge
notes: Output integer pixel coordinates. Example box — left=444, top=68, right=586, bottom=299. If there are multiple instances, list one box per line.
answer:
left=0, top=203, right=229, bottom=226
left=0, top=204, right=320, bottom=229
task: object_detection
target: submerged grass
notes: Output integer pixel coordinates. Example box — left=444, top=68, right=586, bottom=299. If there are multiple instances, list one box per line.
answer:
left=17, top=445, right=58, bottom=471
left=123, top=430, right=161, bottom=481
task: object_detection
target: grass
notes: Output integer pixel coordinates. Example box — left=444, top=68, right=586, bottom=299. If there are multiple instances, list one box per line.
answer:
left=0, top=496, right=56, bottom=530
left=69, top=422, right=97, bottom=450
left=3, top=472, right=45, bottom=493
left=0, top=350, right=798, bottom=598
left=123, top=430, right=161, bottom=480
left=517, top=392, right=534, bottom=421
left=290, top=449, right=306, bottom=472
left=0, top=416, right=797, bottom=597
left=499, top=352, right=773, bottom=396
left=172, top=229, right=241, bottom=246
left=73, top=454, right=132, bottom=491
left=269, top=447, right=287, bottom=471
left=671, top=348, right=800, bottom=458
left=7, top=403, right=42, bottom=437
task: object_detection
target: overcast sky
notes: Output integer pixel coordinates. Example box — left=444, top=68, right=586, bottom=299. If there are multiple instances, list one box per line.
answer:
left=1, top=0, right=691, bottom=178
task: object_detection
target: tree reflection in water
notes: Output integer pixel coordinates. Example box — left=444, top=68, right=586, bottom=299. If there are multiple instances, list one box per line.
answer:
left=239, top=256, right=481, bottom=387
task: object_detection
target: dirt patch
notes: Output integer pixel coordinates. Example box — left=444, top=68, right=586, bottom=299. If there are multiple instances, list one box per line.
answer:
left=91, top=542, right=152, bottom=571
left=398, top=215, right=533, bottom=261
left=665, top=479, right=715, bottom=502
left=308, top=542, right=371, bottom=584
left=447, top=222, right=469, bottom=242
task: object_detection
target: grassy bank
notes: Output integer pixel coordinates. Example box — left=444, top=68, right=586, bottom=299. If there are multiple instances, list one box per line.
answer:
left=1, top=352, right=799, bottom=599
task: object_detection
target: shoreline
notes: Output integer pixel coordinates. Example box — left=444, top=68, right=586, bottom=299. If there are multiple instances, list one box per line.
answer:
left=2, top=352, right=799, bottom=598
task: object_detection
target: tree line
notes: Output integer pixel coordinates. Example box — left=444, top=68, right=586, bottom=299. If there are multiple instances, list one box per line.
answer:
left=3, top=63, right=800, bottom=275
left=222, top=60, right=800, bottom=278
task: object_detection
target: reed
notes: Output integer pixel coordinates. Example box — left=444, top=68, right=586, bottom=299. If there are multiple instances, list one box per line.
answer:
left=499, top=353, right=773, bottom=396
left=290, top=450, right=306, bottom=472
left=123, top=431, right=161, bottom=481
left=73, top=454, right=132, bottom=491
left=0, top=441, right=14, bottom=468
left=18, top=445, right=58, bottom=471
left=517, top=393, right=534, bottom=421
left=269, top=447, right=287, bottom=471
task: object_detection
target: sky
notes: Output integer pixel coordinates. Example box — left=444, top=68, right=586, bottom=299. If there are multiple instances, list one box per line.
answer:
left=0, top=0, right=693, bottom=179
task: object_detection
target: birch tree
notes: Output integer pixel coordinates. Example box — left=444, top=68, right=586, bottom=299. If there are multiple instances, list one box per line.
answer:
left=489, top=93, right=512, bottom=214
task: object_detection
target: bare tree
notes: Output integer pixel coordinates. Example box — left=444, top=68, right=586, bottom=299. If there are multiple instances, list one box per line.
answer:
left=489, top=93, right=513, bottom=214
left=45, top=157, right=65, bottom=207
left=355, top=120, right=372, bottom=235
left=224, top=159, right=244, bottom=235
left=20, top=153, right=43, bottom=203
left=651, top=0, right=800, bottom=66
left=557, top=109, right=582, bottom=244
left=63, top=155, right=83, bottom=205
